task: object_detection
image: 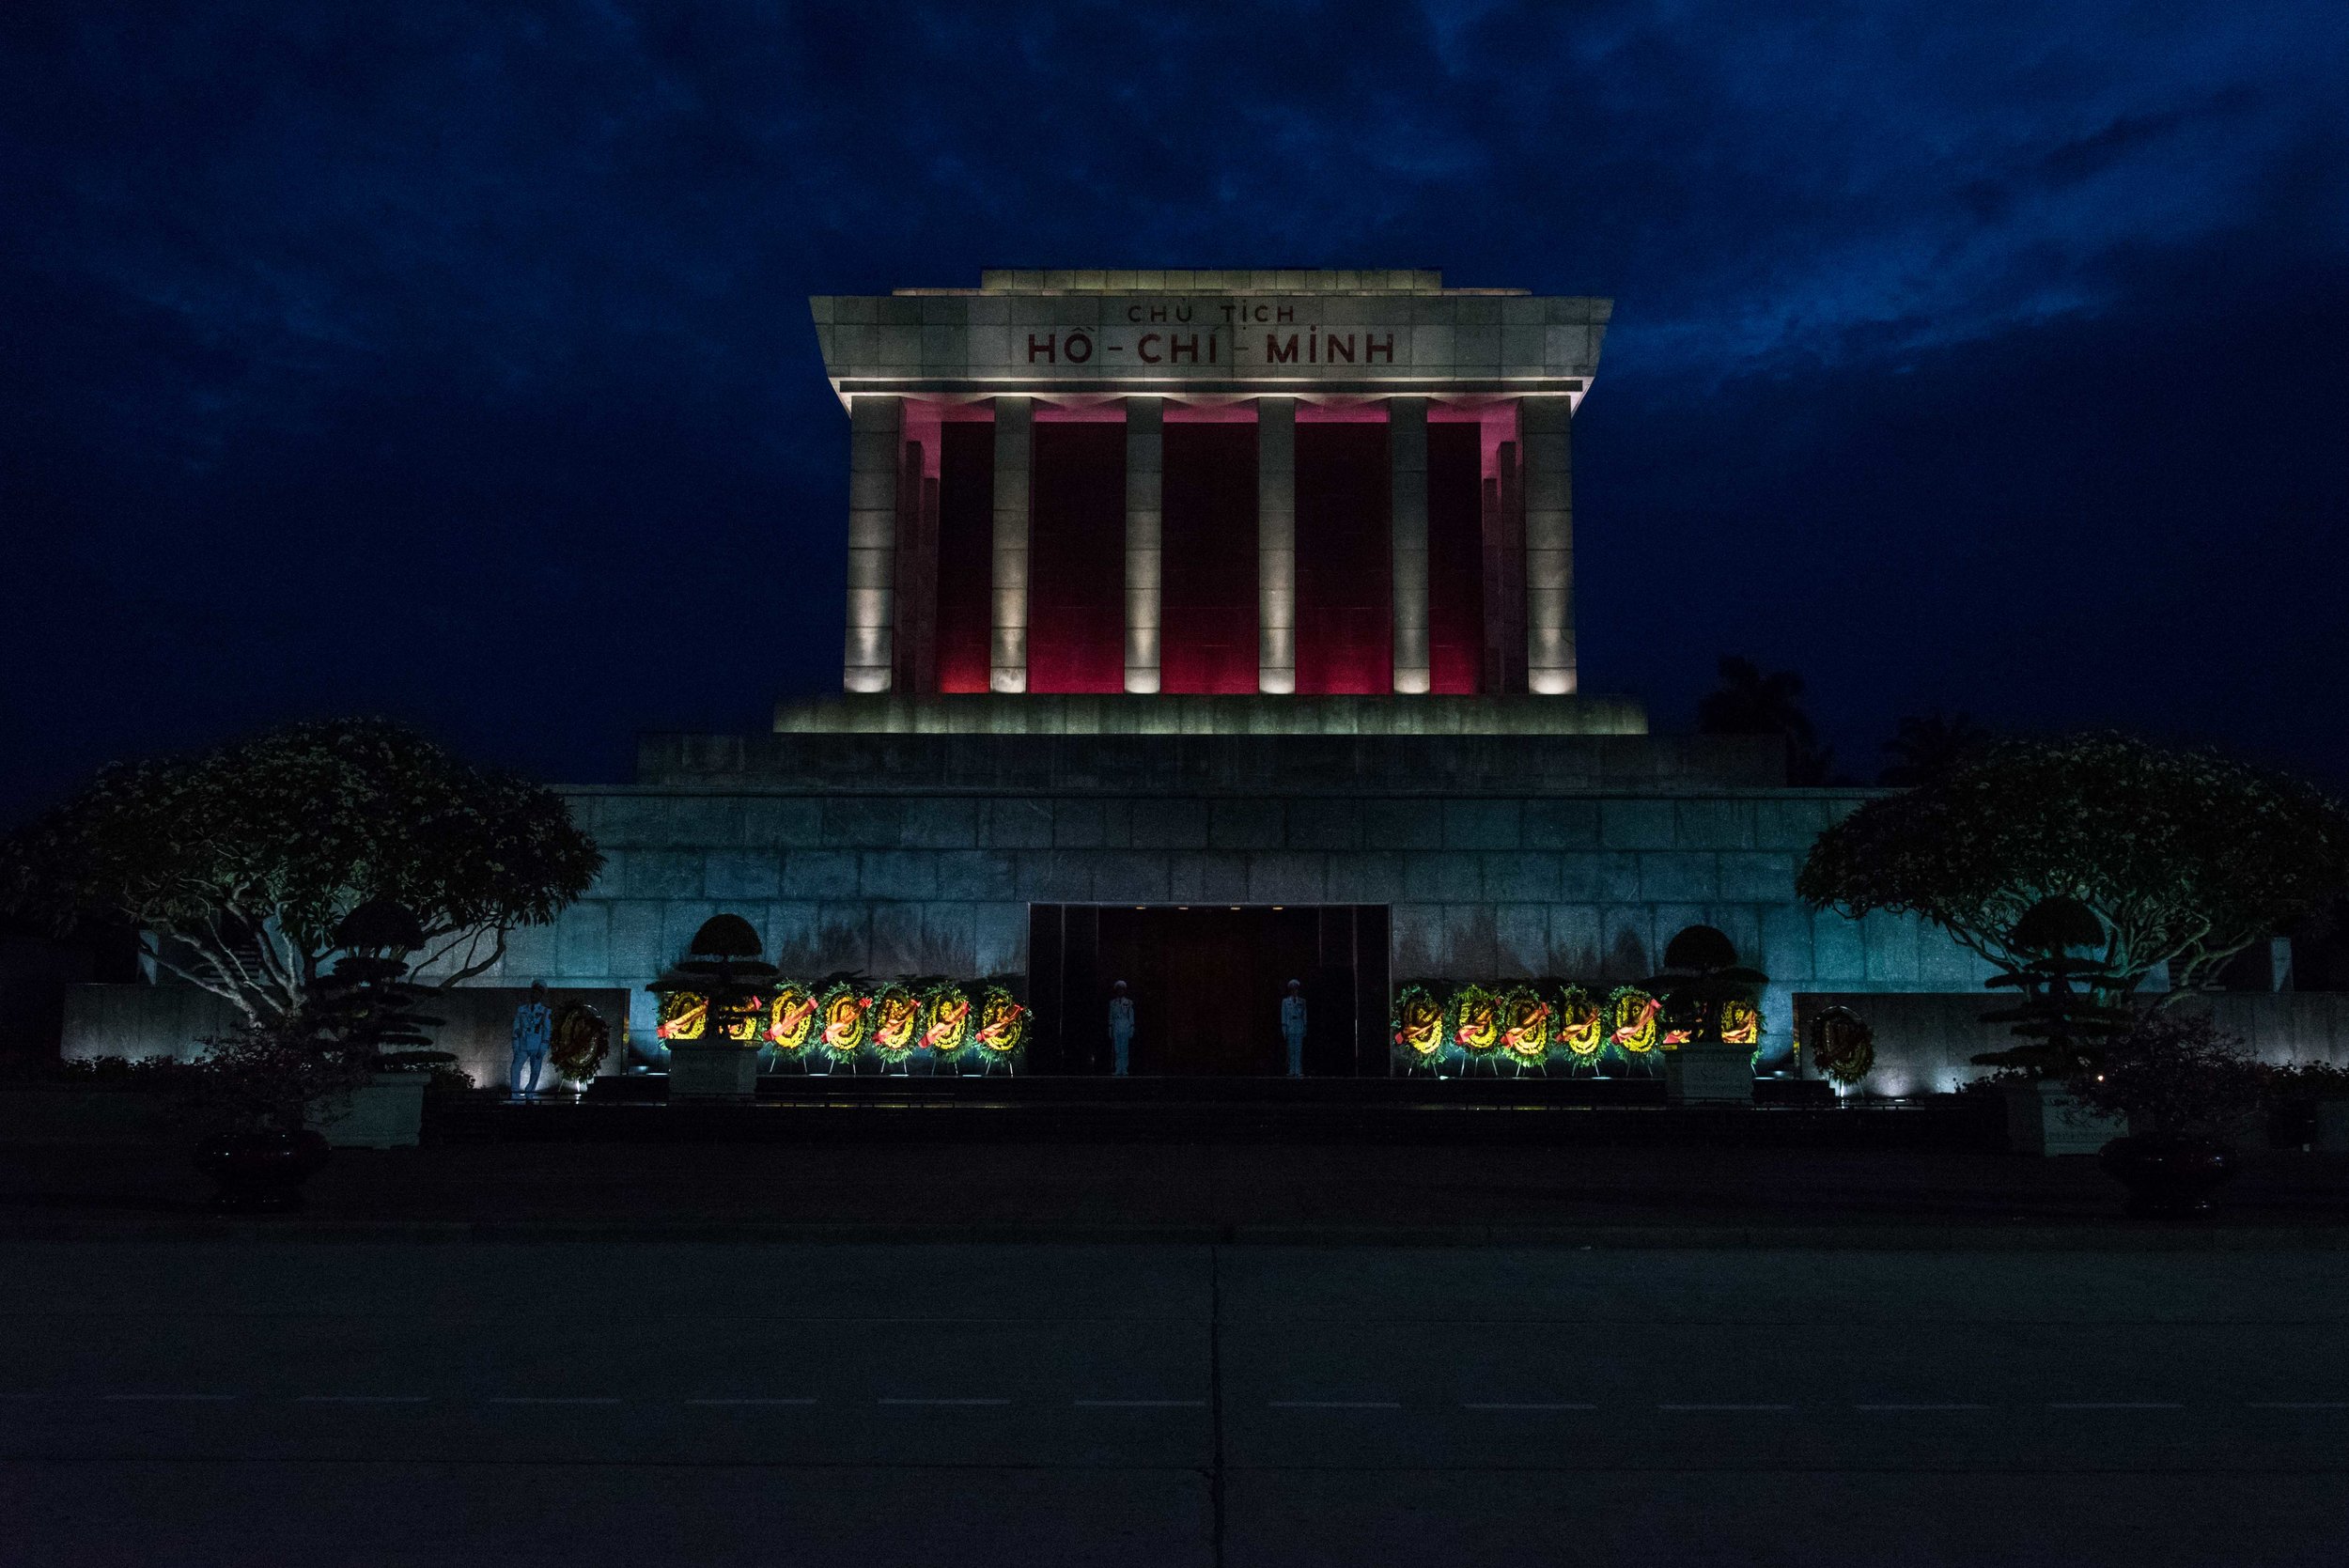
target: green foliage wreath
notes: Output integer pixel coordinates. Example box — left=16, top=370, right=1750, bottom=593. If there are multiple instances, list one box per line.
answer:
left=868, top=982, right=922, bottom=1064
left=549, top=1001, right=610, bottom=1083
left=1392, top=984, right=1446, bottom=1069
left=921, top=982, right=974, bottom=1060
left=816, top=980, right=871, bottom=1063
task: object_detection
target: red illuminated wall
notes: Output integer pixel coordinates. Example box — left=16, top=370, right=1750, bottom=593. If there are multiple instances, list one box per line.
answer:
left=934, top=421, right=995, bottom=693
left=1426, top=421, right=1485, bottom=694
left=1161, top=422, right=1259, bottom=693
left=1027, top=421, right=1127, bottom=693
left=1294, top=420, right=1392, bottom=695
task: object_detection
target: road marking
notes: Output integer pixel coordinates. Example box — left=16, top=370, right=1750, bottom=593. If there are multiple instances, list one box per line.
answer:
left=686, top=1397, right=818, bottom=1407
left=1464, top=1402, right=1599, bottom=1411
left=295, top=1395, right=429, bottom=1405
left=1853, top=1403, right=1990, bottom=1411
left=1269, top=1400, right=1402, bottom=1410
left=100, top=1393, right=239, bottom=1403
left=2046, top=1402, right=2182, bottom=1410
left=488, top=1397, right=622, bottom=1406
left=1074, top=1399, right=1206, bottom=1408
left=878, top=1398, right=1011, bottom=1407
left=1659, top=1404, right=1795, bottom=1412
left=2248, top=1402, right=2349, bottom=1409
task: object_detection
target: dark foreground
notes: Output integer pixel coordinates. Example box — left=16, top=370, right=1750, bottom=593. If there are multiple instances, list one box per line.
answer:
left=4, top=1238, right=2347, bottom=1566
left=6, top=1128, right=2349, bottom=1242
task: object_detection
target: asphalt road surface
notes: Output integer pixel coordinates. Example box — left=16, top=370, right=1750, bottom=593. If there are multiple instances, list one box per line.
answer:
left=4, top=1241, right=2347, bottom=1565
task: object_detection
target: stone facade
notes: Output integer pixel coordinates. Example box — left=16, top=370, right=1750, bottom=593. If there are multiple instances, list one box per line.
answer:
left=441, top=267, right=2000, bottom=1082
left=813, top=272, right=1608, bottom=400
left=455, top=725, right=1999, bottom=1062
left=816, top=269, right=1603, bottom=701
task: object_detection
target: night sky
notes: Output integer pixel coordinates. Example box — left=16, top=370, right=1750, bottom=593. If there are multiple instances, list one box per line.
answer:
left=5, top=2, right=2346, bottom=823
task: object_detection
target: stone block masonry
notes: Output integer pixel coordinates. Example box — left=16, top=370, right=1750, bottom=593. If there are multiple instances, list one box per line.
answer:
left=442, top=741, right=1993, bottom=1054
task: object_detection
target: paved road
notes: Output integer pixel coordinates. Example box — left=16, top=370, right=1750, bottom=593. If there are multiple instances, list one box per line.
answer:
left=4, top=1242, right=2347, bottom=1565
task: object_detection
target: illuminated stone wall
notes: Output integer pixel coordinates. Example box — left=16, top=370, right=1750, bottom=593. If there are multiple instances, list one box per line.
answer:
left=478, top=731, right=1998, bottom=1057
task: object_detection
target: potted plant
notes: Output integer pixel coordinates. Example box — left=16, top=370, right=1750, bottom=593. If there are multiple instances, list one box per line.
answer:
left=650, top=915, right=774, bottom=1100
left=1972, top=897, right=2136, bottom=1155
left=2067, top=1011, right=2263, bottom=1216
left=1647, top=925, right=1767, bottom=1105
left=188, top=1017, right=366, bottom=1212
left=303, top=901, right=454, bottom=1149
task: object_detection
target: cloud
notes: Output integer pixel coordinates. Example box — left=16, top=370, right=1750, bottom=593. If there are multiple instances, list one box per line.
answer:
left=1, top=0, right=2345, bottom=814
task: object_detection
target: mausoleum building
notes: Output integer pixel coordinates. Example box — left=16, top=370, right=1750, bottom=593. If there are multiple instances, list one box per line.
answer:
left=527, top=271, right=2000, bottom=1081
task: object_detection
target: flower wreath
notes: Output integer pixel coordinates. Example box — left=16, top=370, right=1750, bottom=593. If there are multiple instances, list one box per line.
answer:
left=1499, top=986, right=1551, bottom=1063
left=1450, top=983, right=1501, bottom=1056
left=1553, top=985, right=1604, bottom=1062
left=1719, top=998, right=1762, bottom=1047
left=550, top=1001, right=610, bottom=1083
left=817, top=980, right=873, bottom=1062
left=766, top=983, right=817, bottom=1055
left=1607, top=986, right=1661, bottom=1055
left=869, top=983, right=924, bottom=1063
left=1392, top=985, right=1445, bottom=1065
left=656, top=991, right=707, bottom=1042
left=1811, top=1011, right=1875, bottom=1086
left=973, top=985, right=1029, bottom=1057
left=921, top=983, right=974, bottom=1058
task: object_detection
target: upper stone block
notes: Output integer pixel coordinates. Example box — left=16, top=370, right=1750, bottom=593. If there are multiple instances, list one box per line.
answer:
left=810, top=270, right=1611, bottom=405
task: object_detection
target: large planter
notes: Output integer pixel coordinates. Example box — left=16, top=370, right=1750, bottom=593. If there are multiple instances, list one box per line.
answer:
left=667, top=1041, right=762, bottom=1100
left=2003, top=1079, right=2125, bottom=1156
left=309, top=1071, right=428, bottom=1149
left=2098, top=1133, right=2240, bottom=1218
left=197, top=1128, right=331, bottom=1214
left=1663, top=1042, right=1753, bottom=1105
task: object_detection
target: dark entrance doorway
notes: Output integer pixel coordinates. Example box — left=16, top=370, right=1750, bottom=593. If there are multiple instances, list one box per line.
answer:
left=1027, top=905, right=1391, bottom=1076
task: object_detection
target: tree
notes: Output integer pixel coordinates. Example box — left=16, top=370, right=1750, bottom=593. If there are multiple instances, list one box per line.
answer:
left=1797, top=732, right=2349, bottom=999
left=2064, top=1011, right=2263, bottom=1137
left=1971, top=896, right=2139, bottom=1077
left=1698, top=655, right=1837, bottom=784
left=306, top=900, right=452, bottom=1071
left=0, top=719, right=602, bottom=1026
left=1878, top=710, right=1992, bottom=787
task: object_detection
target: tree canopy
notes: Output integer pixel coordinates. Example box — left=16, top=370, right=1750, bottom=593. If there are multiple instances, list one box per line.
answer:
left=0, top=718, right=602, bottom=1023
left=1697, top=655, right=1837, bottom=784
left=1797, top=732, right=2349, bottom=996
left=1877, top=710, right=1992, bottom=787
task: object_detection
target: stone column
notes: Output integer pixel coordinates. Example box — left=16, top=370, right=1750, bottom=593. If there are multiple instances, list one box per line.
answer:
left=1387, top=396, right=1430, bottom=694
left=989, top=396, right=1033, bottom=694
left=1123, top=396, right=1163, bottom=694
left=1256, top=396, right=1297, bottom=695
left=843, top=394, right=900, bottom=693
left=1522, top=396, right=1577, bottom=695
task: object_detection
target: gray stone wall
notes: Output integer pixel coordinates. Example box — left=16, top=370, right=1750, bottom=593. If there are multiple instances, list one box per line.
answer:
left=460, top=782, right=1998, bottom=1055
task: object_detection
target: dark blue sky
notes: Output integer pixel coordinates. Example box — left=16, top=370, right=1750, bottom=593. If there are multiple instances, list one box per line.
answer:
left=5, top=2, right=2346, bottom=819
